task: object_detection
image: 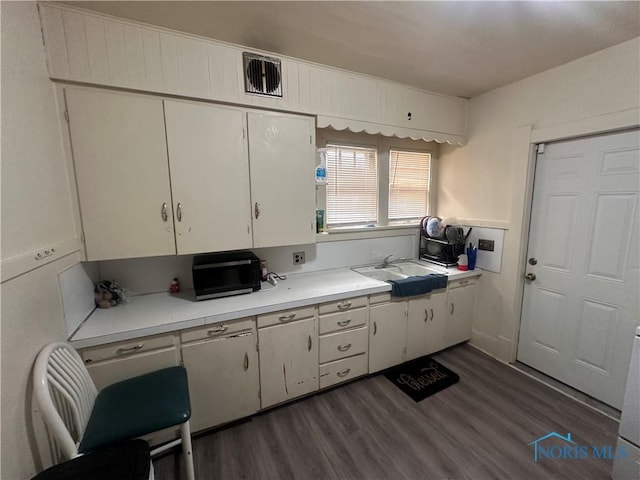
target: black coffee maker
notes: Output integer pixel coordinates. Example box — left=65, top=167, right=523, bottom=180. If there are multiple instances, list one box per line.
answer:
left=419, top=216, right=470, bottom=267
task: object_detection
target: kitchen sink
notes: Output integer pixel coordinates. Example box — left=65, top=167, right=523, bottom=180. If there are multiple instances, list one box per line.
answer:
left=353, top=261, right=448, bottom=282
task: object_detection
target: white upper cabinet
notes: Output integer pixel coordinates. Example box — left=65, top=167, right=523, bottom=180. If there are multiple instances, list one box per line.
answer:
left=164, top=101, right=252, bottom=254
left=65, top=88, right=176, bottom=260
left=39, top=3, right=468, bottom=143
left=247, top=112, right=316, bottom=248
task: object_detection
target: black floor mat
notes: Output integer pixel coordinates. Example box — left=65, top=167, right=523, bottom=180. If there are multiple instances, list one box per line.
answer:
left=384, top=355, right=459, bottom=402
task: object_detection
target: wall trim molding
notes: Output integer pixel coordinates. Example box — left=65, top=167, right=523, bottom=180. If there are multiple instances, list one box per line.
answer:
left=1, top=238, right=81, bottom=283
left=456, top=218, right=510, bottom=230
left=531, top=107, right=640, bottom=143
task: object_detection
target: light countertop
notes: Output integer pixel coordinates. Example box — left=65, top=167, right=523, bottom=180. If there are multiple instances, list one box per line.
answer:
left=70, top=262, right=481, bottom=349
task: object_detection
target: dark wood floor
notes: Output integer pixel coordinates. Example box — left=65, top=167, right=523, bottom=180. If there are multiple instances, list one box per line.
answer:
left=154, top=344, right=618, bottom=480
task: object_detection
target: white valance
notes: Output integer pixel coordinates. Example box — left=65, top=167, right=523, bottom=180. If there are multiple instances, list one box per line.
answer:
left=317, top=116, right=466, bottom=146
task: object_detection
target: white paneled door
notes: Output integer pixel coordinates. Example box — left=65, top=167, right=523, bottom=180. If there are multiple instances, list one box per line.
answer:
left=517, top=129, right=640, bottom=409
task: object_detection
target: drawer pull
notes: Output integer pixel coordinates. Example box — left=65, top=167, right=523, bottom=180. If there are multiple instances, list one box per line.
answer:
left=116, top=344, right=143, bottom=355
left=208, top=325, right=229, bottom=336
left=279, top=313, right=296, bottom=322
left=337, top=301, right=352, bottom=310
left=337, top=319, right=352, bottom=327
left=337, top=368, right=351, bottom=378
left=243, top=352, right=249, bottom=371
left=227, top=331, right=253, bottom=339
left=337, top=343, right=352, bottom=352
left=459, top=280, right=469, bottom=285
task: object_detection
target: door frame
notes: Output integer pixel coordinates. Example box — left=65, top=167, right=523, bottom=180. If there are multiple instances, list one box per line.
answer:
left=508, top=108, right=640, bottom=363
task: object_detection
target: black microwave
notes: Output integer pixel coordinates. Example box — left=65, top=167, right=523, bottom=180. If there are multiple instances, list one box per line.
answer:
left=192, top=251, right=261, bottom=301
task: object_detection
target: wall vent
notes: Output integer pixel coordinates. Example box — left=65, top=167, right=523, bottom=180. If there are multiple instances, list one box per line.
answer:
left=243, top=52, right=283, bottom=97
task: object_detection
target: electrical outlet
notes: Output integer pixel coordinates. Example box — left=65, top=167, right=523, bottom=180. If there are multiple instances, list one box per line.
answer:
left=293, top=252, right=306, bottom=265
left=478, top=239, right=495, bottom=251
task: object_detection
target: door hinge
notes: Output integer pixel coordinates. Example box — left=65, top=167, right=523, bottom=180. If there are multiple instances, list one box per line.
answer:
left=537, top=143, right=545, bottom=154
left=242, top=128, right=246, bottom=139
left=256, top=343, right=259, bottom=352
left=310, top=135, right=313, bottom=144
left=80, top=232, right=85, bottom=244
left=64, top=110, right=69, bottom=122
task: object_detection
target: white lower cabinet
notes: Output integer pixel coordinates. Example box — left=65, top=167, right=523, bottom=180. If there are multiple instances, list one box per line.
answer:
left=368, top=300, right=407, bottom=373
left=258, top=308, right=319, bottom=409
left=181, top=318, right=259, bottom=433
left=406, top=290, right=448, bottom=360
left=445, top=278, right=477, bottom=346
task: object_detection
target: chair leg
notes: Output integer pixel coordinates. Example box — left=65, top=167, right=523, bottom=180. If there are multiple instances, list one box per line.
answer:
left=180, top=421, right=195, bottom=480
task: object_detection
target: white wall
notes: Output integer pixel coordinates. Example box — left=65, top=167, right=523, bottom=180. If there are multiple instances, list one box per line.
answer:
left=437, top=37, right=640, bottom=361
left=1, top=2, right=79, bottom=477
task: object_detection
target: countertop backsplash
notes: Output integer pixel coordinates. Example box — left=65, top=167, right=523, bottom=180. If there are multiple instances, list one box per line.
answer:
left=91, top=233, right=419, bottom=296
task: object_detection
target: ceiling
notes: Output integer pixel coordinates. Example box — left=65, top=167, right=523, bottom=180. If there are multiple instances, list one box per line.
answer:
left=64, top=1, right=640, bottom=98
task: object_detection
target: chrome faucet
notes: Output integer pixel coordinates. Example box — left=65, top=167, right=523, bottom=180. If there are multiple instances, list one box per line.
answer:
left=382, top=254, right=395, bottom=267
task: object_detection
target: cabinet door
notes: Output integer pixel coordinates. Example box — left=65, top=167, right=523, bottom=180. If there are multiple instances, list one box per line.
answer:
left=66, top=88, right=175, bottom=260
left=406, top=296, right=429, bottom=361
left=164, top=101, right=252, bottom=254
left=247, top=112, right=316, bottom=248
left=258, top=318, right=318, bottom=408
left=426, top=291, right=448, bottom=354
left=182, top=332, right=259, bottom=432
left=445, top=283, right=476, bottom=347
left=369, top=302, right=407, bottom=373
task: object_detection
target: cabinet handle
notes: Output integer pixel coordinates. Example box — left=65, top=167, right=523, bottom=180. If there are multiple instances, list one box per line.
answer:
left=337, top=301, right=352, bottom=310
left=373, top=321, right=377, bottom=336
left=424, top=309, right=428, bottom=322
left=243, top=352, right=249, bottom=371
left=337, top=343, right=352, bottom=352
left=308, top=335, right=312, bottom=352
left=459, top=280, right=469, bottom=285
left=116, top=344, right=143, bottom=355
left=451, top=303, right=455, bottom=315
left=207, top=325, right=228, bottom=336
left=176, top=202, right=182, bottom=222
left=337, top=319, right=351, bottom=327
left=337, top=368, right=351, bottom=378
left=255, top=202, right=260, bottom=219
left=278, top=313, right=296, bottom=322
left=161, top=203, right=168, bottom=222
left=430, top=308, right=434, bottom=322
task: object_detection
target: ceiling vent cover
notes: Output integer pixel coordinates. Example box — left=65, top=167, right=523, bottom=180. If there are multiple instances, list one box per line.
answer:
left=243, top=52, right=283, bottom=98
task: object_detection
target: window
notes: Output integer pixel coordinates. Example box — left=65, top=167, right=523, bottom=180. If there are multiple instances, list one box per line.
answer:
left=325, top=144, right=378, bottom=226
left=389, top=149, right=431, bottom=221
left=320, top=131, right=434, bottom=231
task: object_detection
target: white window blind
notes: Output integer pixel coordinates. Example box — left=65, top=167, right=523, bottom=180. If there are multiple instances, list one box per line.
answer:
left=389, top=149, right=431, bottom=220
left=326, top=144, right=378, bottom=225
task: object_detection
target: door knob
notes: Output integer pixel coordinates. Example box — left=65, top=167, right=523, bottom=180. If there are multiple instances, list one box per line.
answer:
left=525, top=273, right=537, bottom=281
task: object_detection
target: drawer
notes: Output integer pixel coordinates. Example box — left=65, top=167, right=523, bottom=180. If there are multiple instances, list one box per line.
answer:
left=181, top=317, right=255, bottom=344
left=319, top=326, right=368, bottom=363
left=80, top=333, right=176, bottom=363
left=318, top=307, right=367, bottom=335
left=318, top=296, right=368, bottom=315
left=319, top=353, right=368, bottom=389
left=257, top=305, right=316, bottom=329
left=448, top=277, right=477, bottom=289
left=369, top=293, right=391, bottom=305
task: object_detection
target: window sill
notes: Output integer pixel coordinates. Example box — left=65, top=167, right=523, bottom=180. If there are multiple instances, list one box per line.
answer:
left=316, top=223, right=419, bottom=242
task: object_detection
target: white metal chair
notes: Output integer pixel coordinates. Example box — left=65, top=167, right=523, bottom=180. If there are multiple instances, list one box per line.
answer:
left=33, top=342, right=195, bottom=480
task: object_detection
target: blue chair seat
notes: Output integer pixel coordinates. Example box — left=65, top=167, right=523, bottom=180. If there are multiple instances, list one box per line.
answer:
left=79, top=366, right=191, bottom=454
